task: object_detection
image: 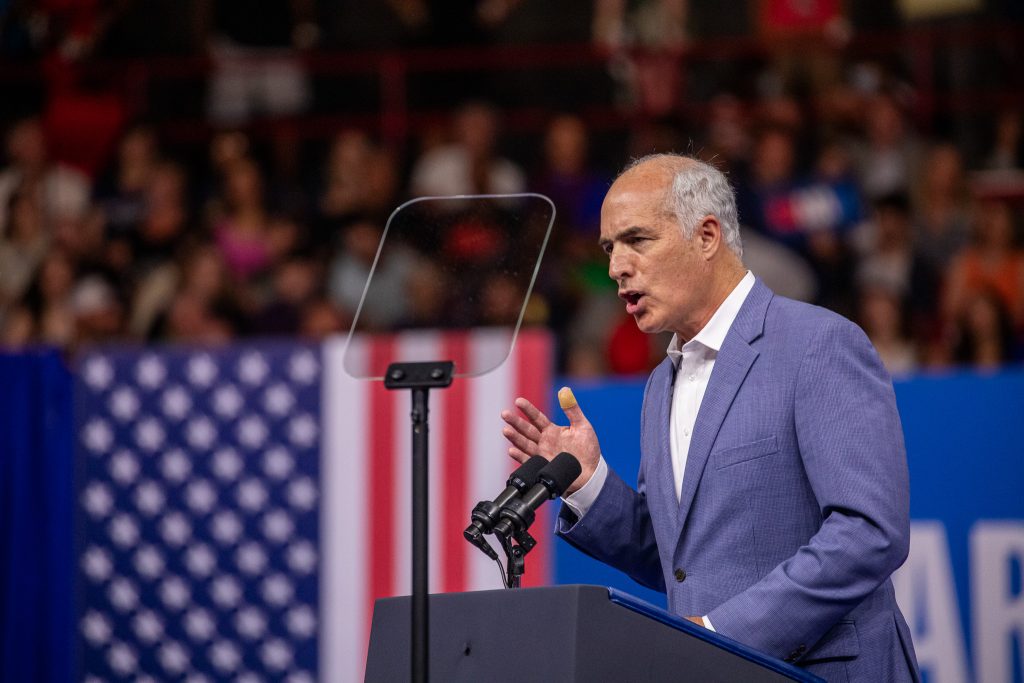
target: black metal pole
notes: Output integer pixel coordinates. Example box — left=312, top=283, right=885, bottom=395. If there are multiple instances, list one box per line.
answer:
left=411, top=385, right=429, bottom=683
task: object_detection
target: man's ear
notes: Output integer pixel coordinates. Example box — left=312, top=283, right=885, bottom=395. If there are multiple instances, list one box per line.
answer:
left=697, top=215, right=722, bottom=259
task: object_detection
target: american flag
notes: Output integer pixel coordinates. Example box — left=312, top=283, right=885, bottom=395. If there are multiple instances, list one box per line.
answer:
left=75, top=329, right=553, bottom=682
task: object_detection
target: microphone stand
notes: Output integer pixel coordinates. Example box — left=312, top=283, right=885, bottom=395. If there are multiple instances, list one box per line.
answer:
left=384, top=360, right=454, bottom=683
left=495, top=524, right=536, bottom=589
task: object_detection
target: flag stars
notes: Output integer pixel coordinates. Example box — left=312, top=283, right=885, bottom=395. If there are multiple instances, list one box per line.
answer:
left=210, top=640, right=243, bottom=673
left=133, top=545, right=165, bottom=579
left=160, top=449, right=192, bottom=483
left=109, top=450, right=140, bottom=486
left=210, top=575, right=243, bottom=609
left=285, top=605, right=316, bottom=639
left=83, top=356, right=114, bottom=390
left=82, top=546, right=113, bottom=582
left=287, top=414, right=317, bottom=448
left=285, top=540, right=317, bottom=575
left=109, top=513, right=140, bottom=548
left=187, top=353, right=218, bottom=388
left=81, top=611, right=112, bottom=644
left=82, top=482, right=114, bottom=518
left=186, top=416, right=217, bottom=450
left=83, top=419, right=113, bottom=454
left=158, top=641, right=190, bottom=675
left=183, top=608, right=217, bottom=642
left=212, top=384, right=244, bottom=419
left=260, top=638, right=294, bottom=671
left=212, top=448, right=244, bottom=481
left=108, top=386, right=140, bottom=421
left=184, top=543, right=217, bottom=578
left=236, top=542, right=268, bottom=575
left=161, top=385, right=192, bottom=420
left=108, top=577, right=140, bottom=612
left=286, top=477, right=317, bottom=511
left=108, top=641, right=139, bottom=675
left=261, top=573, right=294, bottom=607
left=159, top=575, right=191, bottom=610
left=135, top=417, right=167, bottom=451
left=135, top=355, right=167, bottom=389
left=235, top=606, right=267, bottom=640
left=159, top=511, right=192, bottom=546
left=210, top=510, right=244, bottom=545
left=263, top=383, right=295, bottom=416
left=185, top=479, right=217, bottom=515
left=261, top=509, right=294, bottom=543
left=132, top=609, right=165, bottom=644
left=262, top=448, right=294, bottom=480
left=134, top=480, right=166, bottom=516
left=236, top=478, right=269, bottom=512
left=287, top=350, right=318, bottom=384
left=237, top=415, right=269, bottom=449
left=238, top=352, right=270, bottom=386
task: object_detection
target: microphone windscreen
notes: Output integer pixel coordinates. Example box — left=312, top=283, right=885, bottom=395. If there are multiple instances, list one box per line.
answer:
left=539, top=452, right=583, bottom=496
left=508, top=455, right=548, bottom=489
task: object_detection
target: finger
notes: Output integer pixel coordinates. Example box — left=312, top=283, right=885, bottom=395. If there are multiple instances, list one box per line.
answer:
left=500, top=410, right=542, bottom=443
left=557, top=386, right=589, bottom=426
left=502, top=426, right=538, bottom=456
left=508, top=446, right=532, bottom=464
left=514, top=397, right=552, bottom=430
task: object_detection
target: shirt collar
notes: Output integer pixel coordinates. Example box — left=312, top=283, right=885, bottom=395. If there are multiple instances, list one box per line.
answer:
left=667, top=271, right=756, bottom=363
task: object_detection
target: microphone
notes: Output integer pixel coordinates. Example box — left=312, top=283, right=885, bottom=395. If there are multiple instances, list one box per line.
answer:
left=464, top=456, right=548, bottom=559
left=492, top=452, right=581, bottom=541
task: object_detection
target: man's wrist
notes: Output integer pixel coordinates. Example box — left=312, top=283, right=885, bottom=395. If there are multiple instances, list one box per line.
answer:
left=561, top=457, right=608, bottom=518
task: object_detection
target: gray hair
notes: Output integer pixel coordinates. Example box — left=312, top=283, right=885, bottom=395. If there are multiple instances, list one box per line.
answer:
left=625, top=154, right=744, bottom=259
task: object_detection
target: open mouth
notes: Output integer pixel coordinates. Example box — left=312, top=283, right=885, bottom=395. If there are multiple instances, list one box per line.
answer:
left=620, top=291, right=644, bottom=314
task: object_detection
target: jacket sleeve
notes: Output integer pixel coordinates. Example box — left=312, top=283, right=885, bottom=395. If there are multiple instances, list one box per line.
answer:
left=706, top=318, right=911, bottom=660
left=555, top=463, right=666, bottom=593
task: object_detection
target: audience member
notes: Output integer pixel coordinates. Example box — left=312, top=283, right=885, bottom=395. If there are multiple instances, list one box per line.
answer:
left=410, top=102, right=525, bottom=198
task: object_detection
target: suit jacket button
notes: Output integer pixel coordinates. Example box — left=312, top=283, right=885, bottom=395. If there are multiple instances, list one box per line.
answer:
left=673, top=568, right=686, bottom=582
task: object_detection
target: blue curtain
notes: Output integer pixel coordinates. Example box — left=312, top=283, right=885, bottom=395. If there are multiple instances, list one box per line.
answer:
left=0, top=350, right=73, bottom=683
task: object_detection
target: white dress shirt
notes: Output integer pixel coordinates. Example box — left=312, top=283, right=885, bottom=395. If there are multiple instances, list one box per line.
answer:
left=562, top=271, right=756, bottom=629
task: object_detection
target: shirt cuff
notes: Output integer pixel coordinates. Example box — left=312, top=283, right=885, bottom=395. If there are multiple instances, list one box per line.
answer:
left=702, top=616, right=715, bottom=632
left=561, top=457, right=608, bottom=519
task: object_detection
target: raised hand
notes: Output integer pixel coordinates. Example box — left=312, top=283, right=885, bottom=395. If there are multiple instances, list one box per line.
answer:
left=500, top=387, right=601, bottom=495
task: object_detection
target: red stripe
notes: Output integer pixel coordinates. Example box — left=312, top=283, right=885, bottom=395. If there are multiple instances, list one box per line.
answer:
left=367, top=336, right=396, bottom=633
left=441, top=333, right=470, bottom=593
left=515, top=328, right=553, bottom=588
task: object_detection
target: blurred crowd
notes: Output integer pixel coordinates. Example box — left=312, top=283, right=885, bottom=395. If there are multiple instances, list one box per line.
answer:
left=1, top=1, right=1023, bottom=378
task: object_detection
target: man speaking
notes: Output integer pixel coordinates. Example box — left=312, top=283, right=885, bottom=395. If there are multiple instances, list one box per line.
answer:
left=501, top=154, right=921, bottom=681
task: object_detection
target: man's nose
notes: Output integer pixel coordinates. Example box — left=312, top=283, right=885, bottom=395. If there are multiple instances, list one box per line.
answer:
left=608, top=250, right=631, bottom=281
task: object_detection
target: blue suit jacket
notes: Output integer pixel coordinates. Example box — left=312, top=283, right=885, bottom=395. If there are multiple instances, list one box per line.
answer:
left=557, top=280, right=921, bottom=682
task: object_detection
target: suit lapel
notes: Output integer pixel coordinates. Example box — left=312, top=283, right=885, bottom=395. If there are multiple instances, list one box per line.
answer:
left=645, top=357, right=680, bottom=538
left=675, top=279, right=773, bottom=531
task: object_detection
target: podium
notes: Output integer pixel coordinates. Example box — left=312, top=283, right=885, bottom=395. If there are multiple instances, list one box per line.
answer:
left=365, top=585, right=823, bottom=682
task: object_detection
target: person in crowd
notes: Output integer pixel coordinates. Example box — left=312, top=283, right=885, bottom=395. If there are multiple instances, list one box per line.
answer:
left=951, top=288, right=1019, bottom=370
left=858, top=285, right=918, bottom=377
left=501, top=154, right=919, bottom=681
left=851, top=92, right=922, bottom=200
left=911, top=143, right=971, bottom=276
left=410, top=101, right=526, bottom=198
left=0, top=117, right=90, bottom=238
left=942, top=198, right=1024, bottom=333
left=210, top=157, right=275, bottom=282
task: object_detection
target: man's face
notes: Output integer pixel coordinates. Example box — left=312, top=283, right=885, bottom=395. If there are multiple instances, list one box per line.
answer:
left=599, top=170, right=710, bottom=340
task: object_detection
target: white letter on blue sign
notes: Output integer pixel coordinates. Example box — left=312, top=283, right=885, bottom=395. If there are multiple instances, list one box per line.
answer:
left=972, top=521, right=1024, bottom=683
left=892, top=521, right=970, bottom=683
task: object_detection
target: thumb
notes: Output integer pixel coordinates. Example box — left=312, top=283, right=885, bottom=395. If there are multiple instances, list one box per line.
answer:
left=557, top=386, right=588, bottom=426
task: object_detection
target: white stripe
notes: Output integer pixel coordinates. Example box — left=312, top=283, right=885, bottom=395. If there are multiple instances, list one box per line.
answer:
left=467, top=328, right=516, bottom=591
left=321, top=334, right=368, bottom=683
